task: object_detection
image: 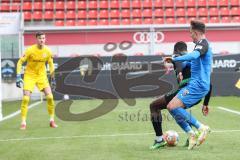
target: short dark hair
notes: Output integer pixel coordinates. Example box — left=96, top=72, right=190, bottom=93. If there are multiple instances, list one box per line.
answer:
left=190, top=20, right=206, bottom=33
left=35, top=31, right=45, bottom=38
left=174, top=41, right=187, bottom=54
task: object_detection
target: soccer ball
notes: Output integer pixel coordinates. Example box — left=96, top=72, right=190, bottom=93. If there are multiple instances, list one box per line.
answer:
left=63, top=94, right=69, bottom=100
left=163, top=130, right=179, bottom=146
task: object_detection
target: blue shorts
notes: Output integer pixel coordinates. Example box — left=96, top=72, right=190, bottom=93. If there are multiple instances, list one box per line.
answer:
left=177, top=84, right=208, bottom=108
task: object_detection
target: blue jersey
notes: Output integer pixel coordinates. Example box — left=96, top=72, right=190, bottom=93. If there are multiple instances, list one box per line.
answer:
left=173, top=39, right=212, bottom=92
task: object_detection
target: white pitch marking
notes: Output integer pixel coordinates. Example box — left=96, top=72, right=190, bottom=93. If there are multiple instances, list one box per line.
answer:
left=0, top=101, right=42, bottom=122
left=0, top=129, right=240, bottom=142
left=218, top=106, right=240, bottom=115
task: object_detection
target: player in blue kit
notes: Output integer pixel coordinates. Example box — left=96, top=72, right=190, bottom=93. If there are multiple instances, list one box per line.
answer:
left=165, top=20, right=212, bottom=150
left=150, top=41, right=212, bottom=150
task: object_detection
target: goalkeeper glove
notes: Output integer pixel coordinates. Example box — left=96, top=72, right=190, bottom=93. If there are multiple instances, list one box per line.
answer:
left=16, top=74, right=24, bottom=88
left=49, top=76, right=56, bottom=91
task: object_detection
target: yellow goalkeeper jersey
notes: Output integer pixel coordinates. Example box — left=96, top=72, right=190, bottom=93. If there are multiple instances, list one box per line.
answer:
left=17, top=44, right=54, bottom=76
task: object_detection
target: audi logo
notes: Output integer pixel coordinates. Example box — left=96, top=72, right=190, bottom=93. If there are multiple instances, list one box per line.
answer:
left=133, top=32, right=165, bottom=44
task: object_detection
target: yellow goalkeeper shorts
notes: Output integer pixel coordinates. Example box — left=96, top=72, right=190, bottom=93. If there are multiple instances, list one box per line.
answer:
left=23, top=74, right=50, bottom=92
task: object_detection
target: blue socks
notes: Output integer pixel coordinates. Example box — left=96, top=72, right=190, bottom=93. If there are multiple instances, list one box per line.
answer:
left=170, top=107, right=201, bottom=133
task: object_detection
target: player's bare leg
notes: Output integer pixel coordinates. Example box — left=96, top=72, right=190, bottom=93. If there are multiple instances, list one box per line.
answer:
left=43, top=87, right=58, bottom=128
left=20, top=90, right=31, bottom=130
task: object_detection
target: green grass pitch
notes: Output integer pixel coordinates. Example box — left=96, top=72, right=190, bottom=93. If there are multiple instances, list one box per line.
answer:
left=0, top=97, right=240, bottom=160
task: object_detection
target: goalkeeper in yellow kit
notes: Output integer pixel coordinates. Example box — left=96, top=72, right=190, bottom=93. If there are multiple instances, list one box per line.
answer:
left=16, top=32, right=57, bottom=130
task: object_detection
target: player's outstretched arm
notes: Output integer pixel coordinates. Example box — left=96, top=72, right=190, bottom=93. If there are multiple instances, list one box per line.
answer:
left=173, top=50, right=200, bottom=62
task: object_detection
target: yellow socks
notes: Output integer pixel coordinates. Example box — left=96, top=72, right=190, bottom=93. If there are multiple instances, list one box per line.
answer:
left=21, top=95, right=30, bottom=124
left=46, top=94, right=55, bottom=121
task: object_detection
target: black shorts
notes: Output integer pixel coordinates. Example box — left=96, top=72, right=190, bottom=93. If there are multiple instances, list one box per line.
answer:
left=164, top=90, right=178, bottom=105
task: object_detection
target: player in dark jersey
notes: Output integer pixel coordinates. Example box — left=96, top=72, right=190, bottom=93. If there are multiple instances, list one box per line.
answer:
left=150, top=41, right=212, bottom=149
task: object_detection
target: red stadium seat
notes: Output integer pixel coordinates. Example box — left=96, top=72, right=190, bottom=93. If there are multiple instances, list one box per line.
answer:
left=231, top=7, right=240, bottom=15
left=143, top=9, right=152, bottom=18
left=176, top=8, right=185, bottom=17
left=198, top=7, right=208, bottom=17
left=110, top=19, right=120, bottom=25
left=55, top=11, right=64, bottom=20
left=33, top=1, right=42, bottom=11
left=99, top=10, right=108, bottom=18
left=87, top=19, right=97, bottom=25
left=154, top=18, right=164, bottom=24
left=186, top=0, right=196, bottom=7
left=77, top=10, right=87, bottom=19
left=176, top=0, right=185, bottom=8
left=33, top=11, right=42, bottom=21
left=66, top=20, right=76, bottom=26
left=220, top=7, right=230, bottom=16
left=209, top=7, right=219, bottom=17
left=143, top=18, right=153, bottom=24
left=77, top=1, right=87, bottom=10
left=209, top=17, right=220, bottom=23
left=11, top=2, right=21, bottom=11
left=187, top=8, right=197, bottom=17
left=232, top=16, right=240, bottom=22
left=99, top=0, right=108, bottom=9
left=55, top=1, right=64, bottom=10
left=77, top=19, right=87, bottom=26
left=132, top=0, right=141, bottom=8
left=198, top=0, right=207, bottom=7
left=221, top=16, right=231, bottom=22
left=66, top=10, right=76, bottom=19
left=121, top=9, right=131, bottom=18
left=110, top=0, right=119, bottom=9
left=165, top=0, right=174, bottom=8
left=45, top=1, right=54, bottom=10
left=44, top=11, right=54, bottom=21
left=199, top=17, right=208, bottom=23
left=110, top=10, right=119, bottom=18
left=177, top=17, right=187, bottom=24
left=66, top=1, right=76, bottom=10
left=0, top=3, right=10, bottom=12
left=121, top=18, right=131, bottom=25
left=230, top=0, right=240, bottom=6
left=154, top=0, right=163, bottom=8
left=219, top=0, right=229, bottom=6
left=208, top=0, right=218, bottom=7
left=88, top=10, right=98, bottom=19
left=132, top=18, right=142, bottom=24
left=132, top=9, right=142, bottom=18
left=55, top=20, right=64, bottom=26
left=154, top=9, right=164, bottom=17
left=187, top=17, right=196, bottom=23
left=166, top=17, right=175, bottom=24
left=143, top=0, right=152, bottom=8
left=98, top=19, right=109, bottom=25
left=24, top=11, right=32, bottom=21
left=165, top=8, right=175, bottom=17
left=88, top=0, right=97, bottom=9
left=23, top=2, right=32, bottom=11
left=121, top=0, right=130, bottom=8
